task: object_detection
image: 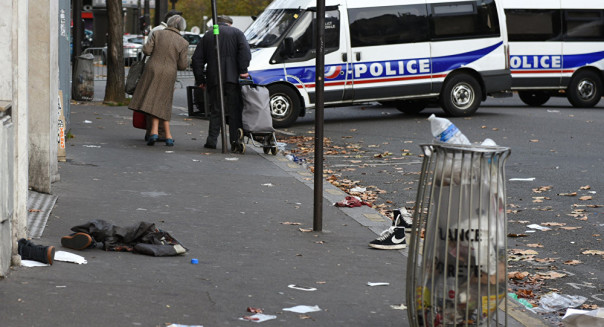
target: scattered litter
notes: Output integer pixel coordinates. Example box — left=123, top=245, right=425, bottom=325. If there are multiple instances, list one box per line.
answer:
left=167, top=324, right=204, bottom=327
left=334, top=196, right=371, bottom=208
left=283, top=305, right=322, bottom=313
left=20, top=260, right=49, bottom=267
left=547, top=110, right=560, bottom=113
left=238, top=314, right=277, bottom=323
left=225, top=157, right=239, bottom=161
left=55, top=251, right=87, bottom=264
left=508, top=293, right=535, bottom=311
left=390, top=304, right=407, bottom=310
left=562, top=308, right=604, bottom=327
left=276, top=142, right=287, bottom=151
left=527, top=224, right=551, bottom=231
left=191, top=258, right=198, bottom=264
left=192, top=159, right=200, bottom=162
left=136, top=208, right=147, bottom=211
left=247, top=307, right=263, bottom=313
left=288, top=284, right=317, bottom=292
left=56, top=285, right=67, bottom=288
left=509, top=178, right=536, bottom=181
left=83, top=145, right=101, bottom=148
left=165, top=151, right=174, bottom=153
left=261, top=183, right=274, bottom=187
left=83, top=120, right=92, bottom=123
left=350, top=187, right=366, bottom=193
left=532, top=292, right=587, bottom=313
left=367, top=282, right=390, bottom=287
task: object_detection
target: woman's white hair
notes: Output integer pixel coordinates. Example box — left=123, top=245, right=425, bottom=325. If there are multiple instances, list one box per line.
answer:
left=167, top=15, right=186, bottom=31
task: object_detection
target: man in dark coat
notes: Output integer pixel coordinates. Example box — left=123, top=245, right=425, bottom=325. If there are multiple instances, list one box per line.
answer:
left=191, top=15, right=251, bottom=152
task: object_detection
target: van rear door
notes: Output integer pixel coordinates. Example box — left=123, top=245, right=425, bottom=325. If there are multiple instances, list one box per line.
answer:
left=505, top=0, right=563, bottom=88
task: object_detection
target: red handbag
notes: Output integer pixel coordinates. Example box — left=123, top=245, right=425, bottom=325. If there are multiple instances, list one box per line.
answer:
left=132, top=111, right=147, bottom=129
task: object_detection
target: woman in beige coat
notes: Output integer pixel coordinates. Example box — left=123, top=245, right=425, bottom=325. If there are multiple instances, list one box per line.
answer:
left=129, top=15, right=189, bottom=146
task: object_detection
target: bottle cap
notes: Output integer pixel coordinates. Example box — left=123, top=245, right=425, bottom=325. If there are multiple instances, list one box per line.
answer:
left=191, top=258, right=199, bottom=264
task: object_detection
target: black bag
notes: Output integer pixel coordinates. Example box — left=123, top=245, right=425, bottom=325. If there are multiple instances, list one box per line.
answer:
left=125, top=55, right=146, bottom=95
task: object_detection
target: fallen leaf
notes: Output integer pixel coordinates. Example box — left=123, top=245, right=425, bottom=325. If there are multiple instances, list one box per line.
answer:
left=581, top=304, right=599, bottom=310
left=281, top=222, right=302, bottom=225
left=563, top=260, right=582, bottom=265
left=536, top=271, right=567, bottom=279
left=579, top=185, right=591, bottom=190
left=535, top=258, right=557, bottom=263
left=247, top=307, right=263, bottom=313
left=299, top=228, right=313, bottom=233
left=510, top=249, right=539, bottom=255
left=508, top=271, right=530, bottom=280
left=557, top=192, right=577, bottom=196
left=527, top=243, right=544, bottom=248
left=530, top=139, right=539, bottom=143
left=28, top=209, right=42, bottom=212
left=559, top=226, right=581, bottom=230
left=542, top=222, right=566, bottom=227
left=533, top=186, right=553, bottom=193
left=508, top=233, right=528, bottom=238
left=582, top=250, right=604, bottom=256
left=579, top=196, right=593, bottom=201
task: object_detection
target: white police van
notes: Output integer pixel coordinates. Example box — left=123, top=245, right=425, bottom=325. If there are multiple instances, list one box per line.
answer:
left=503, top=0, right=604, bottom=107
left=244, top=0, right=511, bottom=127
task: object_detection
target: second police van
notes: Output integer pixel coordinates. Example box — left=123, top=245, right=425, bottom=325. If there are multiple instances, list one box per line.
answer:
left=244, top=0, right=511, bottom=127
left=503, top=0, right=604, bottom=107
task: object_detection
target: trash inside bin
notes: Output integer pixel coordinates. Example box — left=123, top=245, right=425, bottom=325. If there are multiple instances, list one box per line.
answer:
left=72, top=53, right=95, bottom=101
left=406, top=143, right=511, bottom=326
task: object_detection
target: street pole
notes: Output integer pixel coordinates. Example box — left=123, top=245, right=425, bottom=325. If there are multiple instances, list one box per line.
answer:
left=313, top=0, right=325, bottom=231
left=210, top=0, right=228, bottom=153
left=72, top=0, right=83, bottom=61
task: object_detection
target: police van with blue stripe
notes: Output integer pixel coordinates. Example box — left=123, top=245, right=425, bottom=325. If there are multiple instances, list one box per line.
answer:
left=504, top=0, right=604, bottom=107
left=244, top=0, right=511, bottom=127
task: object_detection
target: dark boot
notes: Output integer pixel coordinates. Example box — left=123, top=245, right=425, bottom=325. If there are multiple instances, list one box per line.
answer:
left=60, top=232, right=93, bottom=250
left=18, top=238, right=55, bottom=265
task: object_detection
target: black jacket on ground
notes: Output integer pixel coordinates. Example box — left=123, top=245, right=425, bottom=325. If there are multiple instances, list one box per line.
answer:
left=192, top=23, right=251, bottom=86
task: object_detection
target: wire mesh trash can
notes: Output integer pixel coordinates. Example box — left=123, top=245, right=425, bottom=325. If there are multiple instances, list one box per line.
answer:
left=406, top=143, right=511, bottom=326
left=72, top=53, right=95, bottom=101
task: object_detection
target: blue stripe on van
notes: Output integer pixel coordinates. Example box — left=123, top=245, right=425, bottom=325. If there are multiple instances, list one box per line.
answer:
left=564, top=51, right=604, bottom=69
left=250, top=41, right=503, bottom=86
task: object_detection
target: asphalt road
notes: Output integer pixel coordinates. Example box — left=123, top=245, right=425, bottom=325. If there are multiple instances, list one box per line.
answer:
left=273, top=94, right=604, bottom=326
left=90, top=79, right=602, bottom=325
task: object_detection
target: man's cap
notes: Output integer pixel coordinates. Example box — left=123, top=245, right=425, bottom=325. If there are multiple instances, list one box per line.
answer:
left=217, top=15, right=233, bottom=25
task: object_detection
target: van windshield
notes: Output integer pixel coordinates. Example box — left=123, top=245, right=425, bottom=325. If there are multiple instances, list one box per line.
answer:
left=245, top=9, right=303, bottom=48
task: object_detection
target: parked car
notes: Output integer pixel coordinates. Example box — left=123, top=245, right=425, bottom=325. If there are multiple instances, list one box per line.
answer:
left=100, top=35, right=143, bottom=66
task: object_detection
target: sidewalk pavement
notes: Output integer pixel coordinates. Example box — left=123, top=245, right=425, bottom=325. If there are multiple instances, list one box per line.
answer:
left=0, top=103, right=547, bottom=327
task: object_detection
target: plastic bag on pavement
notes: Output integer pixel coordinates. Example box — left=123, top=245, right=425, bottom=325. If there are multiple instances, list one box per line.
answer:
left=533, top=292, right=587, bottom=313
left=562, top=308, right=604, bottom=327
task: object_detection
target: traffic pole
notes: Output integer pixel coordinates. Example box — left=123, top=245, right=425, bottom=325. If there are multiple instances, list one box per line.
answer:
left=313, top=0, right=325, bottom=231
left=210, top=0, right=228, bottom=153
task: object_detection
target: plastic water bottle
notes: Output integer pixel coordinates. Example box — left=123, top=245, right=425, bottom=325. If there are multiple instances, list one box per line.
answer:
left=428, top=114, right=470, bottom=145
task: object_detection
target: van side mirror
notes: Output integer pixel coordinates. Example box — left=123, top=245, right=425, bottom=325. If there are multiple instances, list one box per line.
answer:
left=282, top=37, right=294, bottom=57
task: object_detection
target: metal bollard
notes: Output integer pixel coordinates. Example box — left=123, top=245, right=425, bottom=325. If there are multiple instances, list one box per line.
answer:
left=406, top=143, right=511, bottom=326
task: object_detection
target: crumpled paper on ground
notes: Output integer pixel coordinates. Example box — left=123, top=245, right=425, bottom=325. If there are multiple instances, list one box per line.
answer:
left=283, top=305, right=322, bottom=313
left=562, top=308, right=604, bottom=327
left=21, top=260, right=50, bottom=267
left=334, top=196, right=371, bottom=208
left=54, top=251, right=87, bottom=264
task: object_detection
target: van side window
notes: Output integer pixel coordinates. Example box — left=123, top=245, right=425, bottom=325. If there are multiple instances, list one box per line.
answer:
left=506, top=9, right=562, bottom=41
left=430, top=0, right=500, bottom=40
left=564, top=10, right=604, bottom=41
left=348, top=5, right=429, bottom=47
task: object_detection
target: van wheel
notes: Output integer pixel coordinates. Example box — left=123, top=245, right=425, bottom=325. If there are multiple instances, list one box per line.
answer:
left=395, top=100, right=427, bottom=115
left=268, top=84, right=301, bottom=128
left=440, top=73, right=482, bottom=116
left=567, top=70, right=603, bottom=108
left=518, top=91, right=550, bottom=106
